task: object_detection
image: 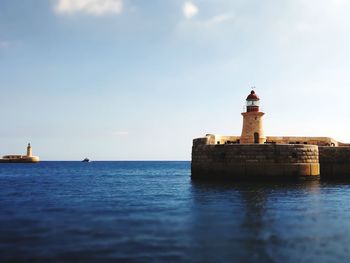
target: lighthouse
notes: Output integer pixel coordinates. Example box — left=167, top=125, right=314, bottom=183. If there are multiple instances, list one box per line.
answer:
left=240, top=90, right=266, bottom=144
left=27, top=143, right=32, bottom=157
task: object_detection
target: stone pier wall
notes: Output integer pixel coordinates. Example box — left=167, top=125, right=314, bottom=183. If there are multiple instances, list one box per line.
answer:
left=319, top=147, right=350, bottom=179
left=192, top=143, right=320, bottom=180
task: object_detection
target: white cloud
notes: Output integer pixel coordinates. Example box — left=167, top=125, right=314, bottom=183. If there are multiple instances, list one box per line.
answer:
left=183, top=2, right=198, bottom=19
left=176, top=12, right=234, bottom=37
left=55, top=0, right=123, bottom=16
left=206, top=14, right=233, bottom=26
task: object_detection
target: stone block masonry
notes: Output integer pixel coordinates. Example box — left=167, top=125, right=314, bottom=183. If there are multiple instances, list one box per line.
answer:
left=319, top=146, right=350, bottom=179
left=191, top=144, right=320, bottom=180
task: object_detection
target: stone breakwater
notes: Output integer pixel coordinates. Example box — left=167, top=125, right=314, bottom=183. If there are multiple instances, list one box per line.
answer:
left=192, top=143, right=320, bottom=180
left=192, top=137, right=350, bottom=180
left=192, top=90, right=350, bottom=180
left=319, top=147, right=350, bottom=179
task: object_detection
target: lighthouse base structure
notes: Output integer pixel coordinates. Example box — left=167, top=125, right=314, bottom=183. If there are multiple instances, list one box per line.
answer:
left=191, top=139, right=320, bottom=181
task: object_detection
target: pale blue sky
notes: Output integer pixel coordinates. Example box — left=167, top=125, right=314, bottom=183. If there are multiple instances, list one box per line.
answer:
left=1, top=0, right=350, bottom=160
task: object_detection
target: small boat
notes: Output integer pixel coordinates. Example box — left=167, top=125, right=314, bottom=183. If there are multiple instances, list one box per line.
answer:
left=82, top=158, right=90, bottom=162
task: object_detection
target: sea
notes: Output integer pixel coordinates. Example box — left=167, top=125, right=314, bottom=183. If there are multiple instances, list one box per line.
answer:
left=1, top=161, right=350, bottom=263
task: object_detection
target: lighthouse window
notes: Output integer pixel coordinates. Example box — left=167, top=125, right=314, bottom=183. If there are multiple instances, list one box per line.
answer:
left=247, top=100, right=260, bottom=106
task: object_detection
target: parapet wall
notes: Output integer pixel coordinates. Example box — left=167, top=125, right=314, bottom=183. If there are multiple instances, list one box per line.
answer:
left=192, top=144, right=320, bottom=180
left=266, top=137, right=339, bottom=147
left=319, top=146, right=350, bottom=179
left=193, top=134, right=240, bottom=146
left=197, top=134, right=342, bottom=147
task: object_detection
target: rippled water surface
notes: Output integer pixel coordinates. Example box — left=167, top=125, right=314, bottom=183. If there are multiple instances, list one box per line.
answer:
left=1, top=161, right=350, bottom=262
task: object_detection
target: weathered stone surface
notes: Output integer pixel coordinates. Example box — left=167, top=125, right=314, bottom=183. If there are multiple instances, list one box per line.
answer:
left=192, top=144, right=320, bottom=180
left=319, top=146, right=350, bottom=179
left=240, top=112, right=266, bottom=144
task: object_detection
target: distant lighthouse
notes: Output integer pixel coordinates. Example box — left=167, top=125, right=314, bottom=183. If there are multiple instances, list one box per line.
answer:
left=240, top=90, right=266, bottom=144
left=27, top=143, right=32, bottom=157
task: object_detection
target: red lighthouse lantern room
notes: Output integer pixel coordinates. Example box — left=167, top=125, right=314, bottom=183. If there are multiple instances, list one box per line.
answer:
left=246, top=90, right=260, bottom=112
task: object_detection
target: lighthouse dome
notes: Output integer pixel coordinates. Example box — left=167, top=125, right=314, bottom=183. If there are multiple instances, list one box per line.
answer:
left=246, top=90, right=259, bottom=100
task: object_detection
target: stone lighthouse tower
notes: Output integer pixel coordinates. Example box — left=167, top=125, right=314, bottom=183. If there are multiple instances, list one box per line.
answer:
left=27, top=143, right=32, bottom=157
left=240, top=90, right=266, bottom=144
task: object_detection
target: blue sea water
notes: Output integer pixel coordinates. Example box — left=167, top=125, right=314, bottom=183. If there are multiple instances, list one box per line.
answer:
left=1, top=161, right=350, bottom=262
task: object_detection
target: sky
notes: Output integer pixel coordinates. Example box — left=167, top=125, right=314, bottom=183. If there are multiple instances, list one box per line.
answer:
left=1, top=0, right=350, bottom=160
